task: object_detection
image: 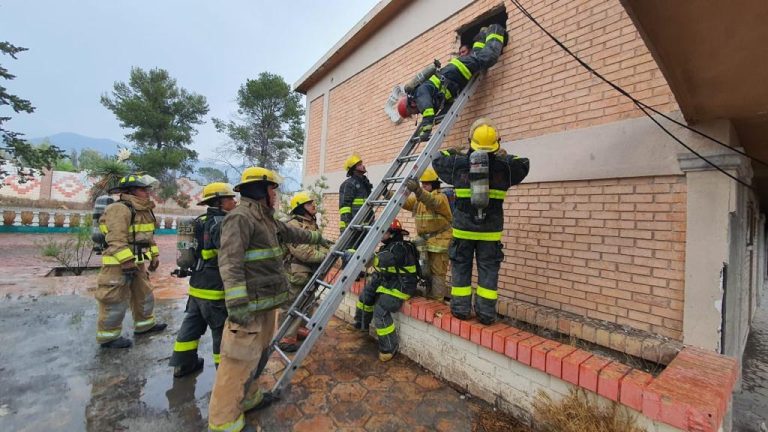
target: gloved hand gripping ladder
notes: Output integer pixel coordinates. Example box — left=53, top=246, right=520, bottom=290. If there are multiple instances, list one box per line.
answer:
left=263, top=74, right=485, bottom=397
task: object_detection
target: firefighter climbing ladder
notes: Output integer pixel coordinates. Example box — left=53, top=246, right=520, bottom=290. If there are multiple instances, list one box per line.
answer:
left=266, top=73, right=484, bottom=396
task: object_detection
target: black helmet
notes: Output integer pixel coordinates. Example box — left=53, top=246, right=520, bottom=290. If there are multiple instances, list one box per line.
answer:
left=108, top=173, right=159, bottom=194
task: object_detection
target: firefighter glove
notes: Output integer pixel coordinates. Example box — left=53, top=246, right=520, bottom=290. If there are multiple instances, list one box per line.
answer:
left=228, top=303, right=253, bottom=326
left=404, top=178, right=420, bottom=193
left=418, top=116, right=434, bottom=142
left=148, top=257, right=160, bottom=272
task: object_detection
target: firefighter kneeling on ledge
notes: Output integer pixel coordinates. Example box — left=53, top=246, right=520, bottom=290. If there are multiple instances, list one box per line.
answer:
left=354, top=219, right=419, bottom=362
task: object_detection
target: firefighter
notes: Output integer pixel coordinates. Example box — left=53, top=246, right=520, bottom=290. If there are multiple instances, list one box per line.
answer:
left=208, top=167, right=331, bottom=432
left=397, top=23, right=507, bottom=141
left=95, top=173, right=167, bottom=348
left=278, top=191, right=330, bottom=352
left=403, top=168, right=452, bottom=301
left=339, top=154, right=373, bottom=238
left=433, top=118, right=530, bottom=325
left=169, top=182, right=238, bottom=377
left=353, top=219, right=419, bottom=362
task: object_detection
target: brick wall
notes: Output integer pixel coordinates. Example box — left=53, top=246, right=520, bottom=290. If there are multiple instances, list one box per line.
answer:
left=323, top=174, right=686, bottom=340
left=503, top=176, right=687, bottom=339
left=322, top=0, right=678, bottom=174
left=305, top=95, right=324, bottom=176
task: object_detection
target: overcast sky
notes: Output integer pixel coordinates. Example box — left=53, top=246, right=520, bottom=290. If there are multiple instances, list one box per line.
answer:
left=1, top=0, right=379, bottom=162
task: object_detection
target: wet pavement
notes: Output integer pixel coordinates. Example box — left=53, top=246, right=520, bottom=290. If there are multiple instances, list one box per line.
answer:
left=733, top=295, right=768, bottom=432
left=0, top=234, right=508, bottom=431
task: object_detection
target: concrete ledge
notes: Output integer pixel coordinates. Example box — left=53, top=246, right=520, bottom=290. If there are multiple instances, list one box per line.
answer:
left=498, top=298, right=683, bottom=365
left=338, top=284, right=737, bottom=432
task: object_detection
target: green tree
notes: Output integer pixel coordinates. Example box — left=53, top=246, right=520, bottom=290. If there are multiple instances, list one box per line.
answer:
left=100, top=67, right=208, bottom=198
left=1, top=42, right=63, bottom=184
left=213, top=72, right=304, bottom=172
left=198, top=166, right=227, bottom=184
left=78, top=148, right=107, bottom=171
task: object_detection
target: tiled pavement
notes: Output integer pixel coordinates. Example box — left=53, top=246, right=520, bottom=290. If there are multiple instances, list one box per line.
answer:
left=251, top=318, right=493, bottom=432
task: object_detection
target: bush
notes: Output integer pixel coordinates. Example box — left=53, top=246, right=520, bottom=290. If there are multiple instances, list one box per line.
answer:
left=37, top=216, right=95, bottom=275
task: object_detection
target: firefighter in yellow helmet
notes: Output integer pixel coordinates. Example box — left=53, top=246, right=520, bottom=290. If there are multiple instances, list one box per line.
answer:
left=208, top=167, right=332, bottom=432
left=432, top=118, right=530, bottom=324
left=339, top=154, right=373, bottom=243
left=95, top=173, right=166, bottom=348
left=403, top=168, right=453, bottom=301
left=169, top=182, right=238, bottom=377
left=278, top=191, right=330, bottom=352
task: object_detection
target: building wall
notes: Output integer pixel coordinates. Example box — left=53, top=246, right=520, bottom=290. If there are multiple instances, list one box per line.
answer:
left=304, top=95, right=324, bottom=176
left=318, top=0, right=678, bottom=175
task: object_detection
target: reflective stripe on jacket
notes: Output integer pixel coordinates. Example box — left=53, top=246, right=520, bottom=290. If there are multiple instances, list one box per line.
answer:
left=402, top=189, right=452, bottom=253
left=218, top=197, right=318, bottom=312
left=285, top=214, right=329, bottom=277
left=99, top=194, right=157, bottom=265
left=188, top=207, right=227, bottom=300
left=433, top=151, right=530, bottom=238
left=338, top=174, right=372, bottom=233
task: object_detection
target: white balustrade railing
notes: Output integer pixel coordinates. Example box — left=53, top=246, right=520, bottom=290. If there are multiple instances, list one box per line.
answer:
left=1, top=206, right=183, bottom=229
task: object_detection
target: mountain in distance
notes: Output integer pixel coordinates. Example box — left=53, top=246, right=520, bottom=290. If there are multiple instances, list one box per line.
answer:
left=28, top=132, right=125, bottom=155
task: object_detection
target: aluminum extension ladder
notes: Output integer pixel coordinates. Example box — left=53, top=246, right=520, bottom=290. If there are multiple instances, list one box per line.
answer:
left=265, top=73, right=485, bottom=396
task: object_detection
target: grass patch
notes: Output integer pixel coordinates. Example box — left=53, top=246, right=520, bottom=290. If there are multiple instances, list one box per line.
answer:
left=533, top=388, right=645, bottom=432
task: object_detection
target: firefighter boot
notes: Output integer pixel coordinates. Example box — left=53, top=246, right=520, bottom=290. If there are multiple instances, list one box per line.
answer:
left=278, top=337, right=301, bottom=353
left=135, top=322, right=168, bottom=336
left=379, top=351, right=395, bottom=362
left=100, top=337, right=133, bottom=349
left=174, top=357, right=204, bottom=378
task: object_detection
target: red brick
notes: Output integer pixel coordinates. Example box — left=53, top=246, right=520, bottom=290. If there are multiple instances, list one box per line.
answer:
left=504, top=331, right=535, bottom=360
left=531, top=340, right=562, bottom=372
left=579, top=355, right=612, bottom=392
left=480, top=323, right=510, bottom=349
left=460, top=319, right=479, bottom=340
left=562, top=349, right=593, bottom=385
left=440, top=312, right=453, bottom=332
left=450, top=316, right=462, bottom=336
left=401, top=300, right=412, bottom=317
left=418, top=300, right=440, bottom=322
left=410, top=298, right=429, bottom=319
left=597, top=362, right=632, bottom=401
left=620, top=369, right=653, bottom=411
left=492, top=327, right=522, bottom=354
left=545, top=344, right=578, bottom=378
left=425, top=303, right=449, bottom=323
left=517, top=336, right=547, bottom=366
left=470, top=321, right=486, bottom=345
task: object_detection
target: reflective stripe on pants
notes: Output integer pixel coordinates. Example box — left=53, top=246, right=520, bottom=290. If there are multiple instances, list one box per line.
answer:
left=94, top=263, right=155, bottom=343
left=448, top=238, right=504, bottom=322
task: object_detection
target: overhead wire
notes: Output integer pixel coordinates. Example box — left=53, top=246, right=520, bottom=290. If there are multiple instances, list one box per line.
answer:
left=508, top=0, right=756, bottom=189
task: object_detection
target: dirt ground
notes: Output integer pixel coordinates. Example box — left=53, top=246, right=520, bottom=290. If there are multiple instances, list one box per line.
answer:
left=0, top=234, right=530, bottom=431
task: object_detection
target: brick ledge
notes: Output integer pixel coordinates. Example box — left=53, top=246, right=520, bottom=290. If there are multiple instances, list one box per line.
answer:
left=348, top=282, right=738, bottom=432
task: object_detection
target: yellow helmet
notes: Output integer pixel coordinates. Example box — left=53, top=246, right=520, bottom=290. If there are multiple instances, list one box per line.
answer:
left=197, top=182, right=236, bottom=206
left=107, top=173, right=159, bottom=194
left=419, top=167, right=438, bottom=182
left=290, top=191, right=313, bottom=213
left=469, top=117, right=500, bottom=153
left=344, top=154, right=363, bottom=172
left=234, top=166, right=283, bottom=192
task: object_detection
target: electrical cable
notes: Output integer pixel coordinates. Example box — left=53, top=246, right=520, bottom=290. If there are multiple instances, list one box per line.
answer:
left=508, top=0, right=758, bottom=188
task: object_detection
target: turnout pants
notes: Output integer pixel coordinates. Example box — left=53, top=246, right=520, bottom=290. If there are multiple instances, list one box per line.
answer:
left=449, top=239, right=504, bottom=324
left=170, top=296, right=227, bottom=368
left=354, top=282, right=405, bottom=355
left=208, top=309, right=277, bottom=432
left=281, top=273, right=315, bottom=340
left=95, top=263, right=156, bottom=344
left=427, top=251, right=449, bottom=301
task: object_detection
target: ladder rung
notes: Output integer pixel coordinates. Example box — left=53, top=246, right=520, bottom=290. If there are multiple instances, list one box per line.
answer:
left=292, top=310, right=311, bottom=322
left=349, top=224, right=372, bottom=231
left=383, top=176, right=405, bottom=183
left=316, top=280, right=333, bottom=289
left=369, top=200, right=389, bottom=206
left=398, top=154, right=418, bottom=162
left=274, top=345, right=291, bottom=364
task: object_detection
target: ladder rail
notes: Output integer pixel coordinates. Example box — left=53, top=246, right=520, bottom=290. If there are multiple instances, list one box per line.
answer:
left=268, top=73, right=484, bottom=396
